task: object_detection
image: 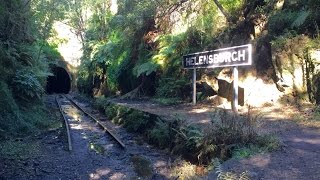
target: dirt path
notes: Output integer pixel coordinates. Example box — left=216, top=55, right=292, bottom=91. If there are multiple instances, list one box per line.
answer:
left=205, top=124, right=320, bottom=180
left=108, top=98, right=223, bottom=126
left=202, top=103, right=320, bottom=180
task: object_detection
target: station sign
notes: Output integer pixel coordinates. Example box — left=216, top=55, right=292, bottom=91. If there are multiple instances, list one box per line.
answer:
left=183, top=44, right=252, bottom=69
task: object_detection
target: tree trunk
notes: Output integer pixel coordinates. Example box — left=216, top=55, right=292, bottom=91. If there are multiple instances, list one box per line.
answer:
left=212, top=0, right=232, bottom=23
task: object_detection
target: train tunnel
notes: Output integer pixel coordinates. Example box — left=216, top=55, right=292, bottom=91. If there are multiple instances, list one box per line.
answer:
left=46, top=67, right=71, bottom=94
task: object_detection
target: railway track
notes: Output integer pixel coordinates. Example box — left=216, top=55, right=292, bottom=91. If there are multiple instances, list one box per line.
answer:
left=55, top=94, right=126, bottom=151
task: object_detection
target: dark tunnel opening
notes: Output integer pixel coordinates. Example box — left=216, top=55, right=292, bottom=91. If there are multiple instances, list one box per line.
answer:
left=46, top=67, right=71, bottom=94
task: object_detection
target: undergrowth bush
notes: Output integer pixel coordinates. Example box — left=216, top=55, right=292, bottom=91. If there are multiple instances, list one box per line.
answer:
left=124, top=111, right=155, bottom=133
left=105, top=105, right=132, bottom=124
left=213, top=159, right=250, bottom=180
left=172, top=108, right=277, bottom=164
left=101, top=103, right=157, bottom=133
left=94, top=97, right=110, bottom=112
left=0, top=81, right=54, bottom=139
left=0, top=81, right=26, bottom=138
left=12, top=69, right=44, bottom=103
left=269, top=11, right=302, bottom=36
left=155, top=78, right=189, bottom=99
left=0, top=140, right=40, bottom=160
left=148, top=119, right=171, bottom=148
left=170, top=160, right=200, bottom=180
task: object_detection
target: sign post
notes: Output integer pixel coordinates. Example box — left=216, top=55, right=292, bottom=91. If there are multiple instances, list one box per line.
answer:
left=182, top=44, right=252, bottom=112
left=232, top=67, right=238, bottom=113
left=193, top=68, right=196, bottom=105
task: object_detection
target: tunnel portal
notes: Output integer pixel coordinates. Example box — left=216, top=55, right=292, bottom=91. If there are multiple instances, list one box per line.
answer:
left=46, top=67, right=71, bottom=94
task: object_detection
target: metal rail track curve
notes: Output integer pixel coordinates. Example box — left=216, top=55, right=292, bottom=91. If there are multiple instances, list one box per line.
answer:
left=58, top=94, right=126, bottom=149
left=56, top=95, right=73, bottom=151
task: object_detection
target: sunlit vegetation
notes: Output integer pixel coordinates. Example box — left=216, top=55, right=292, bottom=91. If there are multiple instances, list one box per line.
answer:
left=72, top=0, right=320, bottom=108
left=0, top=0, right=67, bottom=138
left=75, top=0, right=234, bottom=98
left=214, top=161, right=250, bottom=180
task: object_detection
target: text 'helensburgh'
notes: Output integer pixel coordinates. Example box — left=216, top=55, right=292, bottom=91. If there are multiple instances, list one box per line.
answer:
left=183, top=44, right=252, bottom=69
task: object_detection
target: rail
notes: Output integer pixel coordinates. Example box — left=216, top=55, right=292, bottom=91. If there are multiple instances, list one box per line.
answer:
left=64, top=95, right=126, bottom=149
left=56, top=96, right=73, bottom=151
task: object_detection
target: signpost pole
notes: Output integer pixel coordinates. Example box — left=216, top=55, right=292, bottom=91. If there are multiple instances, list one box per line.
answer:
left=193, top=68, right=196, bottom=105
left=232, top=67, right=238, bottom=113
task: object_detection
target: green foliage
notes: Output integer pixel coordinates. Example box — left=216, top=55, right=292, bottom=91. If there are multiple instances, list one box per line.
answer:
left=0, top=140, right=40, bottom=159
left=255, top=134, right=281, bottom=152
left=106, top=105, right=132, bottom=124
left=98, top=100, right=279, bottom=164
left=77, top=61, right=94, bottom=94
left=41, top=43, right=62, bottom=62
left=220, top=0, right=244, bottom=20
left=12, top=69, right=44, bottom=102
left=130, top=155, right=153, bottom=179
left=156, top=78, right=189, bottom=99
left=134, top=62, right=159, bottom=77
left=153, top=33, right=191, bottom=75
left=0, top=0, right=64, bottom=138
left=76, top=0, right=160, bottom=95
left=0, top=81, right=25, bottom=138
left=22, top=105, right=55, bottom=130
left=124, top=111, right=153, bottom=133
left=173, top=123, right=220, bottom=164
left=99, top=102, right=157, bottom=133
left=170, top=160, right=201, bottom=180
left=172, top=124, right=205, bottom=157
left=148, top=120, right=171, bottom=148
left=210, top=109, right=258, bottom=144
left=291, top=10, right=310, bottom=29
left=93, top=96, right=109, bottom=111
left=232, top=146, right=255, bottom=159
left=270, top=31, right=297, bottom=49
left=0, top=81, right=54, bottom=139
left=213, top=159, right=250, bottom=180
left=76, top=0, right=223, bottom=97
left=31, top=0, right=67, bottom=40
left=89, top=142, right=105, bottom=155
left=104, top=105, right=117, bottom=121
left=232, top=135, right=280, bottom=159
left=268, top=11, right=301, bottom=36
left=171, top=108, right=267, bottom=164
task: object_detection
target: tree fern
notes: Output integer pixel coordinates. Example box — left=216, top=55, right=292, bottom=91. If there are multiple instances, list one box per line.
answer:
left=291, top=10, right=310, bottom=28
left=134, top=62, right=159, bottom=77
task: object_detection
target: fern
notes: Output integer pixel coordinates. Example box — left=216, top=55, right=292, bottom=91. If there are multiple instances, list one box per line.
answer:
left=291, top=10, right=310, bottom=28
left=214, top=159, right=250, bottom=180
left=134, top=61, right=159, bottom=77
left=149, top=119, right=170, bottom=148
left=12, top=69, right=44, bottom=102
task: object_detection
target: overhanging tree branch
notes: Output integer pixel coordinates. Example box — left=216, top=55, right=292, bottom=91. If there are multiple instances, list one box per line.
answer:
left=212, top=0, right=233, bottom=23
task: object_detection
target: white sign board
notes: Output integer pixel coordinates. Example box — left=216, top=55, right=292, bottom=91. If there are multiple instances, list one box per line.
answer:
left=183, top=44, right=252, bottom=69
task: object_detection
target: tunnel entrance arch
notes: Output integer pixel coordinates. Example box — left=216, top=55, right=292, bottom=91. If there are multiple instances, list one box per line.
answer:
left=46, top=66, right=71, bottom=94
